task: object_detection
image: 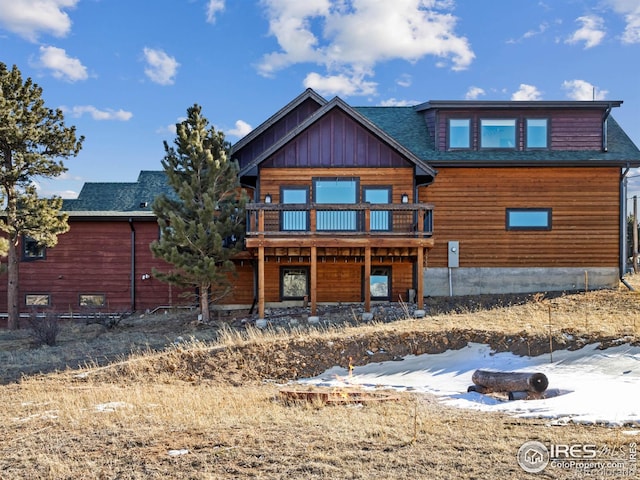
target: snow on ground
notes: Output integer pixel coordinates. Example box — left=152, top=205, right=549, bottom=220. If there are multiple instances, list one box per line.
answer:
left=300, top=343, right=640, bottom=427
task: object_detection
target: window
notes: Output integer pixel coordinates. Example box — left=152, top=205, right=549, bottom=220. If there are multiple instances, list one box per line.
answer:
left=79, top=294, right=106, bottom=307
left=449, top=119, right=470, bottom=149
left=22, top=236, right=46, bottom=260
left=526, top=118, right=548, bottom=148
left=314, top=178, right=358, bottom=231
left=281, top=267, right=309, bottom=300
left=506, top=208, right=552, bottom=230
left=369, top=267, right=391, bottom=300
left=364, top=187, right=391, bottom=231
left=281, top=187, right=308, bottom=231
left=26, top=294, right=50, bottom=306
left=481, top=119, right=516, bottom=148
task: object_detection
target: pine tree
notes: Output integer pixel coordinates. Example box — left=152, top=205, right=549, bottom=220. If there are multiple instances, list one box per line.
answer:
left=151, top=104, right=247, bottom=323
left=0, top=63, right=83, bottom=329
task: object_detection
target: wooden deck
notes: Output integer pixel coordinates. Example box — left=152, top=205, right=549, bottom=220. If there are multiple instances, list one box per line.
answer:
left=244, top=202, right=434, bottom=316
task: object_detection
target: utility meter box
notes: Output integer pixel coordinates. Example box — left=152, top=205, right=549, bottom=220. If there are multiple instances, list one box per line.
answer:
left=448, top=241, right=459, bottom=268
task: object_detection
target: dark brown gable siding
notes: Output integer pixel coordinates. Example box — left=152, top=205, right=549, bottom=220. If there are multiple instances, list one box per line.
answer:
left=234, top=98, right=322, bottom=169
left=421, top=167, right=620, bottom=268
left=432, top=109, right=604, bottom=151
left=551, top=111, right=603, bottom=150
left=264, top=109, right=410, bottom=168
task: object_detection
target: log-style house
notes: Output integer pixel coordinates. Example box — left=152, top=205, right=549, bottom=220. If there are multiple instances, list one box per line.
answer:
left=2, top=89, right=640, bottom=318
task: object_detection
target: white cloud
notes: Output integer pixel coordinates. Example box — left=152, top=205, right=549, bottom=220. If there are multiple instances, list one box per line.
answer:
left=379, top=98, right=420, bottom=107
left=565, top=15, right=606, bottom=48
left=562, top=79, right=608, bottom=100
left=396, top=74, right=412, bottom=88
left=606, top=0, right=640, bottom=44
left=465, top=86, right=485, bottom=100
left=303, top=71, right=377, bottom=97
left=0, top=0, right=78, bottom=41
left=258, top=0, right=474, bottom=97
left=507, top=22, right=550, bottom=44
left=38, top=45, right=87, bottom=82
left=143, top=47, right=180, bottom=85
left=66, top=105, right=133, bottom=121
left=511, top=84, right=542, bottom=101
left=227, top=120, right=253, bottom=138
left=206, top=0, right=225, bottom=23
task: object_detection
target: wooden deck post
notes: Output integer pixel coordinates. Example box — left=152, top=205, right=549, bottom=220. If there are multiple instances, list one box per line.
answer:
left=258, top=209, right=265, bottom=319
left=416, top=245, right=424, bottom=310
left=310, top=245, right=317, bottom=316
left=364, top=246, right=371, bottom=313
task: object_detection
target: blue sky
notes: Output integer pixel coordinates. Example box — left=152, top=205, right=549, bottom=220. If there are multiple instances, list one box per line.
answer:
left=2, top=0, right=640, bottom=200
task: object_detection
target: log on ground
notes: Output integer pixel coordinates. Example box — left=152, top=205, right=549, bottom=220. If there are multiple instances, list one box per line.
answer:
left=471, top=369, right=549, bottom=393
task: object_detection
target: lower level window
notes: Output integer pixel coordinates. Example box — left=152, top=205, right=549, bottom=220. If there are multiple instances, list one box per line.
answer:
left=26, top=294, right=50, bottom=306
left=80, top=294, right=106, bottom=307
left=281, top=268, right=309, bottom=300
left=506, top=208, right=552, bottom=230
left=370, top=267, right=391, bottom=300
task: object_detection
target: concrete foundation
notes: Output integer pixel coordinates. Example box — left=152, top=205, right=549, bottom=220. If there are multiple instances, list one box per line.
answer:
left=423, top=267, right=619, bottom=297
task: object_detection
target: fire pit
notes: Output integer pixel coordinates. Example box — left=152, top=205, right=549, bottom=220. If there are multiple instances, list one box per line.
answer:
left=279, top=387, right=401, bottom=405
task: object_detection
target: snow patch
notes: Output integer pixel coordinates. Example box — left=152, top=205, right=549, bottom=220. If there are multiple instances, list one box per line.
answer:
left=301, top=343, right=640, bottom=426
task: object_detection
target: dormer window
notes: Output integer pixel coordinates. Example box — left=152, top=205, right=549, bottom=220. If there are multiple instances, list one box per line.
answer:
left=526, top=118, right=548, bottom=149
left=448, top=119, right=470, bottom=149
left=480, top=119, right=516, bottom=148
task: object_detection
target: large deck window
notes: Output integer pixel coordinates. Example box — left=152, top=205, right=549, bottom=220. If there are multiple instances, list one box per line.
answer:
left=314, top=178, right=358, bottom=231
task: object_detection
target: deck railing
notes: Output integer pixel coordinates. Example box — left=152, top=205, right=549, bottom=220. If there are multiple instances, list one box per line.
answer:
left=245, top=202, right=434, bottom=237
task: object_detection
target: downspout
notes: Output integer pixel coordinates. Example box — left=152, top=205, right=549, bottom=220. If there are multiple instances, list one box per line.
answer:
left=620, top=167, right=634, bottom=290
left=128, top=218, right=136, bottom=310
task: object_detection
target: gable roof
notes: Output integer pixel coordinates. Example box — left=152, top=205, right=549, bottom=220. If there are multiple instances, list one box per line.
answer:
left=230, top=88, right=327, bottom=155
left=237, top=96, right=437, bottom=178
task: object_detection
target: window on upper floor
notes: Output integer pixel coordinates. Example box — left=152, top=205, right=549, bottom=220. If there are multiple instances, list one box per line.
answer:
left=363, top=186, right=391, bottom=231
left=314, top=178, right=359, bottom=231
left=506, top=208, right=552, bottom=231
left=448, top=119, right=471, bottom=149
left=480, top=119, right=516, bottom=149
left=526, top=118, right=548, bottom=149
left=281, top=186, right=309, bottom=231
left=22, top=236, right=46, bottom=261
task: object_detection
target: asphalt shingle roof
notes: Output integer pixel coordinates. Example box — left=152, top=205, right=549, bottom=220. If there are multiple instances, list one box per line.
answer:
left=63, top=171, right=172, bottom=213
left=64, top=98, right=640, bottom=213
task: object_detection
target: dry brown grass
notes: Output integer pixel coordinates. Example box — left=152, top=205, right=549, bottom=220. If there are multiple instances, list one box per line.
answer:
left=2, top=279, right=640, bottom=478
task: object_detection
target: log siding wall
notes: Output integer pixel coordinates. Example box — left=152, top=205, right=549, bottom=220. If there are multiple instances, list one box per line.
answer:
left=262, top=260, right=413, bottom=303
left=259, top=167, right=415, bottom=204
left=420, top=167, right=620, bottom=268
